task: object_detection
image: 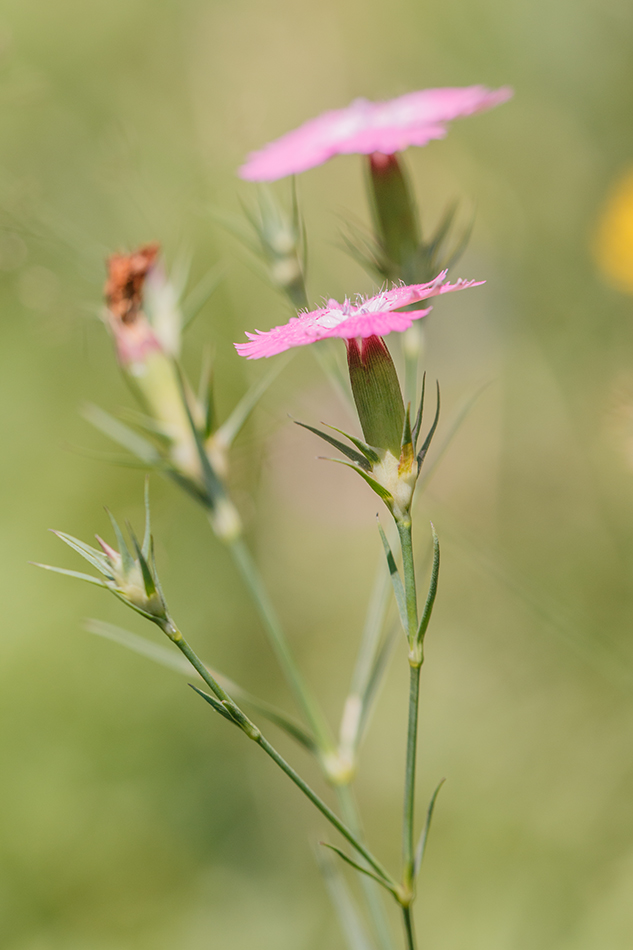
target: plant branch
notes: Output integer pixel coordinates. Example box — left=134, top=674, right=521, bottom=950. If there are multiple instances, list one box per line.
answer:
left=164, top=620, right=396, bottom=893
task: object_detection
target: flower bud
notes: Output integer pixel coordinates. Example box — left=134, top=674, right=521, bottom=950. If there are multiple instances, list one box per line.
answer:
left=103, top=245, right=204, bottom=483
left=42, top=505, right=170, bottom=625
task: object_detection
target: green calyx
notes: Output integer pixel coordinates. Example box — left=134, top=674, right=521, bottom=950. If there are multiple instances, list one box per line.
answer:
left=368, top=153, right=420, bottom=282
left=346, top=335, right=405, bottom=457
left=341, top=151, right=473, bottom=286
left=296, top=361, right=441, bottom=523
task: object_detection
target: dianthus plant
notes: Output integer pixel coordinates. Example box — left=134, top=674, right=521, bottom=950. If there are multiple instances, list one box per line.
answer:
left=37, top=85, right=511, bottom=950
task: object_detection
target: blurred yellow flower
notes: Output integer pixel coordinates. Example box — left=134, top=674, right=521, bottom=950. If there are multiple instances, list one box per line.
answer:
left=595, top=168, right=633, bottom=293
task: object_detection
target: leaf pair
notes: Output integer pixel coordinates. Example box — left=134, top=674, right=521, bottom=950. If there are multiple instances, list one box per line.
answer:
left=86, top=619, right=317, bottom=753
left=377, top=520, right=440, bottom=654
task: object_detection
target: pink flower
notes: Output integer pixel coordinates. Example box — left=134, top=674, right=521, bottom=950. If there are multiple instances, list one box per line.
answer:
left=239, top=85, right=512, bottom=182
left=235, top=272, right=483, bottom=359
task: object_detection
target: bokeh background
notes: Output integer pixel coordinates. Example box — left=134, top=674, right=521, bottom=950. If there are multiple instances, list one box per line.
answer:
left=2, top=0, right=633, bottom=947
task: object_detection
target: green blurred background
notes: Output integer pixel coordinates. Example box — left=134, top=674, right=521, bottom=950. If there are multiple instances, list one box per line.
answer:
left=2, top=0, right=633, bottom=947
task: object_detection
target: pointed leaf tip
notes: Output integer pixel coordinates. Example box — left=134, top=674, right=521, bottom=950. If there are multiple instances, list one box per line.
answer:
left=320, top=843, right=397, bottom=895
left=417, top=380, right=440, bottom=466
left=296, top=421, right=371, bottom=470
left=142, top=477, right=152, bottom=559
left=414, top=778, right=446, bottom=876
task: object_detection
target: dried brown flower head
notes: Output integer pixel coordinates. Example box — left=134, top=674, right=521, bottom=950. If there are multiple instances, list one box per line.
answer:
left=104, top=242, right=160, bottom=324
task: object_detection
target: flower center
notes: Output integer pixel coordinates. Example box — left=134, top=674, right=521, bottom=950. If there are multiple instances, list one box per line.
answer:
left=315, top=298, right=353, bottom=329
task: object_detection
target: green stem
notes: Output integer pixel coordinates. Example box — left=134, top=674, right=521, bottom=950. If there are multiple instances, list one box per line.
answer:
left=397, top=519, right=418, bottom=647
left=401, top=906, right=417, bottom=950
left=402, top=664, right=421, bottom=887
left=257, top=733, right=395, bottom=890
left=165, top=621, right=395, bottom=890
left=337, top=783, right=394, bottom=950
left=396, top=517, right=423, bottom=896
left=229, top=536, right=335, bottom=758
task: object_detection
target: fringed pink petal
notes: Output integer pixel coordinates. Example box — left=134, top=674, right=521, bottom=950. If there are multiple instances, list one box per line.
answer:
left=239, top=86, right=513, bottom=181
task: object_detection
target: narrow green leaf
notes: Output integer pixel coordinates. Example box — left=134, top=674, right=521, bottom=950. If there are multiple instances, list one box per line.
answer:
left=181, top=262, right=226, bottom=330
left=82, top=404, right=161, bottom=465
left=443, top=215, right=475, bottom=271
left=109, top=591, right=161, bottom=623
left=400, top=403, right=413, bottom=453
left=217, top=356, right=288, bottom=448
left=417, top=526, right=440, bottom=645
left=32, top=563, right=107, bottom=587
left=296, top=423, right=371, bottom=471
left=356, top=624, right=399, bottom=751
left=411, top=373, right=426, bottom=448
left=67, top=446, right=163, bottom=470
left=315, top=849, right=375, bottom=950
left=172, top=361, right=225, bottom=506
left=189, top=684, right=240, bottom=725
left=325, top=458, right=395, bottom=509
left=340, top=229, right=384, bottom=282
left=413, top=779, right=446, bottom=877
left=418, top=381, right=490, bottom=490
left=87, top=620, right=317, bottom=753
left=426, top=201, right=458, bottom=258
left=86, top=619, right=191, bottom=672
left=105, top=510, right=134, bottom=575
left=116, top=408, right=172, bottom=447
left=51, top=531, right=112, bottom=576
left=349, top=557, right=391, bottom=700
left=142, top=478, right=151, bottom=559
left=198, top=347, right=216, bottom=439
left=128, top=528, right=156, bottom=598
left=417, top=381, right=440, bottom=467
left=208, top=205, right=259, bottom=254
left=167, top=469, right=212, bottom=509
left=376, top=520, right=407, bottom=632
left=321, top=843, right=396, bottom=894
left=324, top=424, right=381, bottom=465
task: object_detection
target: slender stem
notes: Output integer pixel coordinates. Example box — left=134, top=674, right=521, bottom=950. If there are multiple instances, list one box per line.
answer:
left=396, top=517, right=423, bottom=897
left=257, top=733, right=395, bottom=890
left=229, top=536, right=335, bottom=757
left=402, top=664, right=421, bottom=886
left=397, top=520, right=418, bottom=646
left=165, top=621, right=397, bottom=894
left=169, top=626, right=233, bottom=703
left=337, top=783, right=394, bottom=950
left=401, top=906, right=417, bottom=950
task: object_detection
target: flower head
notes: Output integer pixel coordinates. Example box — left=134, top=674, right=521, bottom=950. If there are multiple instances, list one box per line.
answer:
left=104, top=243, right=163, bottom=367
left=235, top=272, right=483, bottom=359
left=35, top=491, right=170, bottom=624
left=239, top=86, right=513, bottom=182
